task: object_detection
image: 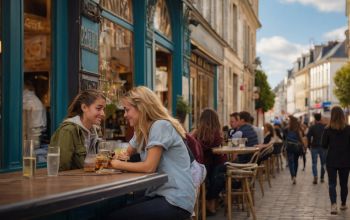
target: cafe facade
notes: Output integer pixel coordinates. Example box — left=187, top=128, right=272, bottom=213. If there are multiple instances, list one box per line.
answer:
left=1, top=0, right=219, bottom=172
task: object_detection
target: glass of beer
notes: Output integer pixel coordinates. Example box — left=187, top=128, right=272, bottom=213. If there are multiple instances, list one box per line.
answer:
left=23, top=140, right=36, bottom=178
left=47, top=146, right=60, bottom=176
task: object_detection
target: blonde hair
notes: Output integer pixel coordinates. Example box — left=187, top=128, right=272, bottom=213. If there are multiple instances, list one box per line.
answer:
left=328, top=106, right=346, bottom=130
left=121, top=86, right=186, bottom=148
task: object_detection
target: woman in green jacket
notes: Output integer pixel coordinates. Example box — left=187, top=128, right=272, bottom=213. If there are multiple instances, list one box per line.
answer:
left=50, top=89, right=106, bottom=171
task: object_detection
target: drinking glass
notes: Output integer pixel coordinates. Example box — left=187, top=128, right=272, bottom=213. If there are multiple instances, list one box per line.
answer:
left=47, top=146, right=60, bottom=176
left=23, top=140, right=36, bottom=177
left=96, top=141, right=111, bottom=170
left=239, top=138, right=247, bottom=148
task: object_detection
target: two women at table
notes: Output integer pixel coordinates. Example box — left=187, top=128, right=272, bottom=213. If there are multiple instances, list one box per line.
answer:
left=51, top=87, right=195, bottom=219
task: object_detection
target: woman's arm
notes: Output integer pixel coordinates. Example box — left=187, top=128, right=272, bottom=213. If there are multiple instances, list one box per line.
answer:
left=111, top=146, right=163, bottom=173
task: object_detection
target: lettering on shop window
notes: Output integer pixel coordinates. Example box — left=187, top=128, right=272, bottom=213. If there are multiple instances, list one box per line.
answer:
left=81, top=26, right=98, bottom=53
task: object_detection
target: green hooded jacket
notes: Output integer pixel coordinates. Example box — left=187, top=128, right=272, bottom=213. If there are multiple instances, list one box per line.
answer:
left=50, top=121, right=87, bottom=171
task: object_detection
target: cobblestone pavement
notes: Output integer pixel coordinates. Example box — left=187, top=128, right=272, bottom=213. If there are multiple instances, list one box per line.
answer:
left=208, top=153, right=350, bottom=220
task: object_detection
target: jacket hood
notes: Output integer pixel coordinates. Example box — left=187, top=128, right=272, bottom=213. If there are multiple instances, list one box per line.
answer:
left=63, top=115, right=99, bottom=135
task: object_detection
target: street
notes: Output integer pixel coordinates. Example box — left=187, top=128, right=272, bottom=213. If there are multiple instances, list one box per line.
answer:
left=209, top=152, right=350, bottom=220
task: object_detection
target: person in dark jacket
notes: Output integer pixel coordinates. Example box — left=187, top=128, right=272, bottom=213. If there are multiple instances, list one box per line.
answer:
left=192, top=108, right=225, bottom=215
left=322, top=106, right=350, bottom=215
left=284, top=115, right=304, bottom=184
left=307, top=113, right=326, bottom=184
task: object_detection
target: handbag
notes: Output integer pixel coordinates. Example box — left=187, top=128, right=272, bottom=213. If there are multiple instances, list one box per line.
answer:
left=285, top=141, right=303, bottom=155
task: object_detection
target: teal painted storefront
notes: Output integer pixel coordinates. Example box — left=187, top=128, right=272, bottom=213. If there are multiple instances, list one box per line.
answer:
left=0, top=0, right=194, bottom=171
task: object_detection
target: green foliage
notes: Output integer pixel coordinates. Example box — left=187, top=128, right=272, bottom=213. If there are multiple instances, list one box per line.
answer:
left=176, top=96, right=191, bottom=115
left=175, top=96, right=190, bottom=123
left=105, top=103, right=117, bottom=119
left=255, top=69, right=275, bottom=112
left=334, top=62, right=350, bottom=108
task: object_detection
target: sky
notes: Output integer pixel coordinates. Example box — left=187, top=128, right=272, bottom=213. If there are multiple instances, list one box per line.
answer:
left=257, top=0, right=347, bottom=89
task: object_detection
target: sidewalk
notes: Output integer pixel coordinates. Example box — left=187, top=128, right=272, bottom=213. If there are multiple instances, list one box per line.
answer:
left=208, top=152, right=350, bottom=219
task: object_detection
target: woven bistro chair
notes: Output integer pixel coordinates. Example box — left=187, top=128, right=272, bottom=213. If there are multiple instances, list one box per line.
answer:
left=225, top=163, right=258, bottom=220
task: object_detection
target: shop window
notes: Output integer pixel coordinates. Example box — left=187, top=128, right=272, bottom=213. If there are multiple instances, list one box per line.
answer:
left=22, top=0, right=51, bottom=155
left=155, top=47, right=172, bottom=110
left=154, top=0, right=172, bottom=40
left=100, top=0, right=133, bottom=23
left=190, top=53, right=215, bottom=126
left=99, top=18, right=133, bottom=140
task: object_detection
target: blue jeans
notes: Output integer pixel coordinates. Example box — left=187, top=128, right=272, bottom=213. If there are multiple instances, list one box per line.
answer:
left=287, top=152, right=299, bottom=177
left=311, top=147, right=326, bottom=178
left=327, top=167, right=350, bottom=205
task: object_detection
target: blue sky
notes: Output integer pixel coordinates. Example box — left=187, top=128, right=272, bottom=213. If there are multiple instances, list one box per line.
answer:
left=257, top=0, right=347, bottom=88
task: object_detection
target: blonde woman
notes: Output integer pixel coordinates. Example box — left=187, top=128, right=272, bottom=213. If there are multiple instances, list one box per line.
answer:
left=322, top=106, right=350, bottom=215
left=109, top=86, right=195, bottom=220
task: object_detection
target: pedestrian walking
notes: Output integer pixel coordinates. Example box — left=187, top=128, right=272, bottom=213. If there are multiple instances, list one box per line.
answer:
left=284, top=115, right=304, bottom=184
left=321, top=106, right=350, bottom=215
left=307, top=113, right=326, bottom=184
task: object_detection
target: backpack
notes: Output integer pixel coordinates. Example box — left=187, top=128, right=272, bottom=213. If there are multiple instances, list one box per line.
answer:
left=183, top=137, right=207, bottom=188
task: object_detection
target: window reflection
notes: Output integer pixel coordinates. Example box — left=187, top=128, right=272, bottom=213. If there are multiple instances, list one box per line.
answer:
left=100, top=0, right=133, bottom=23
left=154, top=0, right=172, bottom=40
left=99, top=18, right=133, bottom=140
left=23, top=0, right=51, bottom=152
left=156, top=48, right=172, bottom=110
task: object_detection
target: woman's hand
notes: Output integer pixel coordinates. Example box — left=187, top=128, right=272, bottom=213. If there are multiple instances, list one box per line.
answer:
left=110, top=159, right=122, bottom=169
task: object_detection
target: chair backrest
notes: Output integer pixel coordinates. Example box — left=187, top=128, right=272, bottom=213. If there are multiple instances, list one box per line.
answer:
left=249, top=150, right=260, bottom=164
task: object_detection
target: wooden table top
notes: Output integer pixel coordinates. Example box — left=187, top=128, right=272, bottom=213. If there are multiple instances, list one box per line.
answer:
left=212, top=146, right=260, bottom=154
left=0, top=169, right=168, bottom=219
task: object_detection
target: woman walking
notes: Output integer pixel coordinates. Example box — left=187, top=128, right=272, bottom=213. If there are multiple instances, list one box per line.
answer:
left=284, top=116, right=304, bottom=184
left=322, top=106, right=350, bottom=215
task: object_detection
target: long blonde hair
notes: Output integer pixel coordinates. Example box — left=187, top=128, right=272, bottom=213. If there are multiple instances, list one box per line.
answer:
left=328, top=106, right=346, bottom=130
left=121, top=86, right=186, bottom=147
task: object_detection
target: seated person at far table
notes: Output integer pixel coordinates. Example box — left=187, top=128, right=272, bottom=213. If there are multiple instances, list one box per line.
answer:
left=255, top=123, right=275, bottom=164
left=191, top=108, right=226, bottom=216
left=233, top=111, right=259, bottom=163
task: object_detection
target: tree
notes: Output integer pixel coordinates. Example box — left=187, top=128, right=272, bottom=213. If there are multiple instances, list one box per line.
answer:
left=255, top=69, right=275, bottom=112
left=334, top=62, right=350, bottom=109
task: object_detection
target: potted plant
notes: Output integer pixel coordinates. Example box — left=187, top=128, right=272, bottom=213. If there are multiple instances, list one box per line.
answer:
left=175, top=96, right=191, bottom=124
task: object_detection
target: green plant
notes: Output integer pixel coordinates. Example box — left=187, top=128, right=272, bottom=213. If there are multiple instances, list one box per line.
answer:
left=175, top=96, right=190, bottom=124
left=105, top=103, right=117, bottom=119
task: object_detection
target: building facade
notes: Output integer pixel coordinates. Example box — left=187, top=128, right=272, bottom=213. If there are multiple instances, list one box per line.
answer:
left=191, top=0, right=261, bottom=125
left=0, top=0, right=260, bottom=171
left=273, top=41, right=348, bottom=121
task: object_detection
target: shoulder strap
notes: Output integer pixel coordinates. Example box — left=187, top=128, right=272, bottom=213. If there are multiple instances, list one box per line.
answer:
left=183, top=138, right=195, bottom=163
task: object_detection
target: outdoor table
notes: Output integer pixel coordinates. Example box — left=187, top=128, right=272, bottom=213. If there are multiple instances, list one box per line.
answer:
left=0, top=169, right=168, bottom=219
left=212, top=146, right=260, bottom=161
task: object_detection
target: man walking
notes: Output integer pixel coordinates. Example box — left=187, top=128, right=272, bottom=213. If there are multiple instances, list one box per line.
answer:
left=307, top=113, right=326, bottom=184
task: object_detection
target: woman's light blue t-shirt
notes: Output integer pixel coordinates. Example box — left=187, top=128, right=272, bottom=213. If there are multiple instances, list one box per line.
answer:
left=129, top=120, right=195, bottom=213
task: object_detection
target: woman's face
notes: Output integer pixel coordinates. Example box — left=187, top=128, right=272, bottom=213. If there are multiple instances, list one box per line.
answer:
left=82, top=97, right=106, bottom=126
left=123, top=101, right=140, bottom=127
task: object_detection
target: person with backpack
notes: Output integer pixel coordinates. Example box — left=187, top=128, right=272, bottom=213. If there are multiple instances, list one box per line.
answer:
left=307, top=113, right=326, bottom=184
left=192, top=108, right=225, bottom=216
left=284, top=115, right=304, bottom=184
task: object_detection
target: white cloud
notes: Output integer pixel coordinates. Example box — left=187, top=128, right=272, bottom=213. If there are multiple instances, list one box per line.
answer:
left=322, top=26, right=347, bottom=41
left=257, top=36, right=309, bottom=88
left=280, top=0, right=345, bottom=13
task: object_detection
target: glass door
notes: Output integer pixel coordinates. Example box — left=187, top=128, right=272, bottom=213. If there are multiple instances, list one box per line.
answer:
left=22, top=0, right=51, bottom=159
